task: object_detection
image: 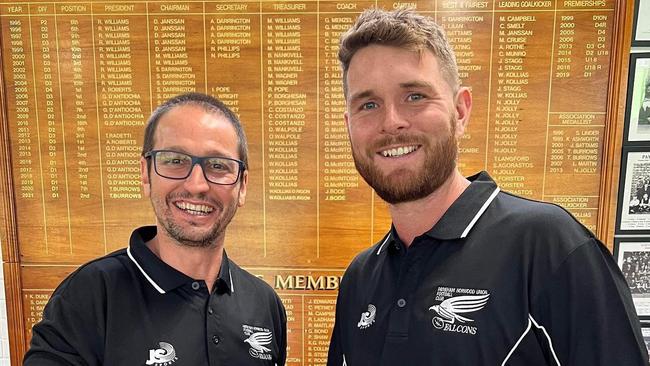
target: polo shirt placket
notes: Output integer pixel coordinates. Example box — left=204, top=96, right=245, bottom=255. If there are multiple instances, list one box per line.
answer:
left=383, top=237, right=436, bottom=349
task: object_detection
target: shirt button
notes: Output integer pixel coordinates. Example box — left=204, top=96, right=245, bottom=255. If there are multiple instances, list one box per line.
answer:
left=212, top=335, right=220, bottom=345
left=208, top=307, right=214, bottom=315
left=397, top=298, right=407, bottom=307
left=191, top=282, right=200, bottom=290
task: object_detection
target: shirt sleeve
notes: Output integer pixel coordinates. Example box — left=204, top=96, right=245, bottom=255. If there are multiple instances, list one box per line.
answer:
left=328, top=273, right=349, bottom=366
left=531, top=238, right=649, bottom=365
left=23, top=270, right=105, bottom=366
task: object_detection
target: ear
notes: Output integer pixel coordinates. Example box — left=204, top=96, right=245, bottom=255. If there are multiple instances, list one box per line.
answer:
left=237, top=170, right=248, bottom=207
left=140, top=156, right=151, bottom=198
left=453, top=87, right=472, bottom=138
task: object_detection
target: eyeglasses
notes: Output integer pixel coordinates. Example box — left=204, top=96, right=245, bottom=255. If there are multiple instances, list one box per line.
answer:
left=144, top=150, right=245, bottom=185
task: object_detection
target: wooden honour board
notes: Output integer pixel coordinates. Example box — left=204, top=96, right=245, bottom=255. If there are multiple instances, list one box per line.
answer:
left=0, top=0, right=629, bottom=364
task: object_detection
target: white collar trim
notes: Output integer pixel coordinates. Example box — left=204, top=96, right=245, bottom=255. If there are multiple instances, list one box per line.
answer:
left=376, top=234, right=392, bottom=255
left=461, top=187, right=500, bottom=238
left=127, top=246, right=166, bottom=294
left=229, top=268, right=235, bottom=293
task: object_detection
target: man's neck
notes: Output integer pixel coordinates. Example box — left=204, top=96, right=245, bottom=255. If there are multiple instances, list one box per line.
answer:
left=389, top=170, right=470, bottom=247
left=146, top=230, right=224, bottom=292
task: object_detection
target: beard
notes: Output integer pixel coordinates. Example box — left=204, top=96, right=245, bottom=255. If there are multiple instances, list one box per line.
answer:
left=351, top=116, right=458, bottom=204
left=150, top=190, right=239, bottom=248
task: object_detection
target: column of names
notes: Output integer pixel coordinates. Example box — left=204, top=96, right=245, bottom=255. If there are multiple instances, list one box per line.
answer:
left=96, top=10, right=144, bottom=201
left=150, top=3, right=200, bottom=105
left=265, top=15, right=308, bottom=201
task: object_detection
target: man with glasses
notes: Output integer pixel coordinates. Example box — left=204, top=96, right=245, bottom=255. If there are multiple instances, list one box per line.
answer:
left=25, top=93, right=287, bottom=366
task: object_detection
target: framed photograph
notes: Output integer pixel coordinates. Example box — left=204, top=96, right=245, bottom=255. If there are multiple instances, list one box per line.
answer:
left=614, top=238, right=650, bottom=319
left=625, top=54, right=650, bottom=142
left=633, top=0, right=650, bottom=46
left=616, top=147, right=650, bottom=233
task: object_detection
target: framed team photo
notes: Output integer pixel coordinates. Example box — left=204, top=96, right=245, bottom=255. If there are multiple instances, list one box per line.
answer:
left=633, top=0, right=650, bottom=46
left=625, top=54, right=650, bottom=142
left=617, top=147, right=650, bottom=233
left=614, top=238, right=650, bottom=319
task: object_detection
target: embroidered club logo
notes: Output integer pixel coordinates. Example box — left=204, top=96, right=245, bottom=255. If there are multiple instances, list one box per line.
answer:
left=145, top=341, right=178, bottom=365
left=429, top=286, right=490, bottom=335
left=243, top=324, right=273, bottom=360
left=357, top=304, right=376, bottom=329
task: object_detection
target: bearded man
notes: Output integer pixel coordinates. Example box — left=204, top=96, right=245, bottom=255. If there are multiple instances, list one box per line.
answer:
left=327, top=8, right=648, bottom=366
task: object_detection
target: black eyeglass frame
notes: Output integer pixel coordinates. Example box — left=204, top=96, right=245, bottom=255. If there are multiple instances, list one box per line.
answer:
left=144, top=149, right=246, bottom=185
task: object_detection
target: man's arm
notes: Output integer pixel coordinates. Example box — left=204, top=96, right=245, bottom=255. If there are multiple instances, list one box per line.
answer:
left=277, top=296, right=288, bottom=366
left=24, top=266, right=106, bottom=366
left=24, top=293, right=103, bottom=365
left=328, top=274, right=351, bottom=366
left=532, top=238, right=649, bottom=365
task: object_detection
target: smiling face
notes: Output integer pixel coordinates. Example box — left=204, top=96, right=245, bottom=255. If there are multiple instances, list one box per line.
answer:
left=345, top=45, right=471, bottom=204
left=140, top=104, right=247, bottom=248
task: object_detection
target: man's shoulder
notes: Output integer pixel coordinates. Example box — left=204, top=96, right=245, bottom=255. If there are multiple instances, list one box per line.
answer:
left=353, top=241, right=384, bottom=263
left=498, top=190, right=572, bottom=214
left=495, top=191, right=591, bottom=235
left=228, top=259, right=282, bottom=301
left=54, top=248, right=132, bottom=297
left=488, top=190, right=600, bottom=260
left=71, top=248, right=130, bottom=276
left=342, top=238, right=388, bottom=277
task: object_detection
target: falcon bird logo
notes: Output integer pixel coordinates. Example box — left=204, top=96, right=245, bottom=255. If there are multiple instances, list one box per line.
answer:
left=244, top=331, right=273, bottom=357
left=429, top=293, right=490, bottom=329
left=357, top=304, right=376, bottom=329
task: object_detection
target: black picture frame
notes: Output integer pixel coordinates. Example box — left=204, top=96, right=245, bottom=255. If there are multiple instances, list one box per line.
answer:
left=633, top=0, right=650, bottom=47
left=613, top=237, right=650, bottom=320
left=624, top=54, right=650, bottom=143
left=641, top=323, right=650, bottom=359
left=615, top=147, right=650, bottom=234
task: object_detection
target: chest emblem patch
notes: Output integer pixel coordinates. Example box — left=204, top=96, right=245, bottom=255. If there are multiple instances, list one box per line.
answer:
left=357, top=304, right=376, bottom=329
left=243, top=324, right=274, bottom=360
left=145, top=341, right=178, bottom=365
left=429, top=287, right=490, bottom=335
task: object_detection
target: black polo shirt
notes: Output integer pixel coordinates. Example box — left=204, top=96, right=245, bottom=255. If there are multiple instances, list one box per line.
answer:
left=328, top=171, right=648, bottom=366
left=24, top=226, right=286, bottom=366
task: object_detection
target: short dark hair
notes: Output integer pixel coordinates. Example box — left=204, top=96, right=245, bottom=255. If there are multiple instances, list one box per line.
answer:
left=141, top=92, right=248, bottom=170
